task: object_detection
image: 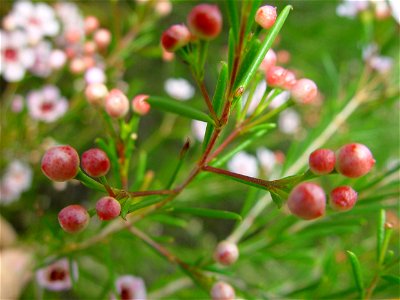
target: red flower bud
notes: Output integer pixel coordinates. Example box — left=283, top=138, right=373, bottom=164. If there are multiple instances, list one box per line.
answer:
left=266, top=66, right=287, bottom=87
left=330, top=186, right=358, bottom=211
left=291, top=78, right=318, bottom=104
left=161, top=24, right=191, bottom=52
left=309, top=149, right=336, bottom=175
left=96, top=196, right=121, bottom=220
left=187, top=4, right=222, bottom=40
left=41, top=145, right=80, bottom=182
left=58, top=205, right=89, bottom=233
left=255, top=5, right=277, bottom=29
left=132, top=94, right=151, bottom=115
left=213, top=241, right=239, bottom=266
left=336, top=143, right=375, bottom=178
left=81, top=148, right=110, bottom=177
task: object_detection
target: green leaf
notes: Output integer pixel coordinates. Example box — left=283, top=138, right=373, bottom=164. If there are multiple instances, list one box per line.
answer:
left=147, top=96, right=215, bottom=125
left=270, top=191, right=284, bottom=208
left=377, top=209, right=386, bottom=263
left=131, top=151, right=147, bottom=190
left=225, top=1, right=239, bottom=43
left=203, top=62, right=228, bottom=150
left=123, top=196, right=164, bottom=216
left=227, top=29, right=235, bottom=75
left=171, top=207, right=242, bottom=221
left=381, top=275, right=400, bottom=285
left=148, top=214, right=188, bottom=228
left=233, top=5, right=293, bottom=105
left=346, top=250, right=365, bottom=299
left=75, top=169, right=105, bottom=192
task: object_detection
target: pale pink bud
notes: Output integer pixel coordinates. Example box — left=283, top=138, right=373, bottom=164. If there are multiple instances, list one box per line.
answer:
left=69, top=58, right=86, bottom=74
left=2, top=15, right=17, bottom=31
left=94, top=29, right=111, bottom=49
left=291, top=78, right=318, bottom=104
left=84, top=16, right=100, bottom=34
left=105, top=89, right=129, bottom=118
left=214, top=241, right=239, bottom=266
left=155, top=0, right=172, bottom=16
left=96, top=196, right=121, bottom=220
left=255, top=5, right=277, bottom=29
left=132, top=94, right=150, bottom=115
left=277, top=50, right=291, bottom=64
left=161, top=24, right=191, bottom=52
left=281, top=70, right=297, bottom=90
left=83, top=56, right=96, bottom=70
left=85, top=83, right=108, bottom=106
left=210, top=281, right=235, bottom=300
left=260, top=49, right=277, bottom=72
left=49, top=50, right=67, bottom=70
left=84, top=41, right=97, bottom=55
left=266, top=66, right=287, bottom=87
left=65, top=29, right=82, bottom=44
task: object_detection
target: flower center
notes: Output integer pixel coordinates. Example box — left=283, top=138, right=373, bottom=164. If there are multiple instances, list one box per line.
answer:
left=29, top=17, right=40, bottom=26
left=40, top=102, right=55, bottom=112
left=4, top=48, right=18, bottom=62
left=120, top=286, right=132, bottom=300
left=49, top=268, right=67, bottom=281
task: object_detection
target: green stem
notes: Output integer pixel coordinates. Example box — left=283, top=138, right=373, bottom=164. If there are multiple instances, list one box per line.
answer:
left=75, top=170, right=106, bottom=192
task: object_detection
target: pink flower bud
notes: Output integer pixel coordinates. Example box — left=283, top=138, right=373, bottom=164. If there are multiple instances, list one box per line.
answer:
left=81, top=148, right=110, bottom=177
left=162, top=47, right=175, bottom=61
left=291, top=78, right=318, bottom=104
left=69, top=58, right=85, bottom=74
left=214, top=241, right=239, bottom=266
left=330, top=186, right=358, bottom=211
left=83, top=56, right=96, bottom=70
left=309, top=149, right=336, bottom=175
left=266, top=66, right=287, bottom=87
left=84, top=16, right=100, bottom=34
left=96, top=196, right=121, bottom=220
left=260, top=49, right=277, bottom=72
left=277, top=50, right=291, bottom=64
left=187, top=4, right=222, bottom=40
left=335, top=143, right=375, bottom=178
left=105, top=89, right=129, bottom=118
left=161, top=24, right=191, bottom=52
left=255, top=5, right=277, bottom=29
left=41, top=145, right=80, bottom=182
left=58, top=205, right=89, bottom=233
left=132, top=94, right=150, bottom=115
left=287, top=182, right=326, bottom=220
left=65, top=29, right=82, bottom=44
left=84, top=41, right=97, bottom=55
left=155, top=0, right=172, bottom=17
left=94, top=29, right=111, bottom=49
left=85, top=83, right=108, bottom=106
left=210, top=281, right=235, bottom=300
left=281, top=70, right=297, bottom=90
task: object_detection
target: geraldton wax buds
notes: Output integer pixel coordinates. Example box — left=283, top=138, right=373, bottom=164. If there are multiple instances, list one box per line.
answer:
left=58, top=205, right=90, bottom=233
left=210, top=281, right=235, bottom=300
left=81, top=148, right=110, bottom=177
left=255, top=5, right=277, bottom=29
left=330, top=186, right=358, bottom=211
left=309, top=149, right=336, bottom=175
left=95, top=196, right=121, bottom=221
left=214, top=241, right=239, bottom=266
left=161, top=24, right=191, bottom=52
left=105, top=89, right=130, bottom=118
left=132, top=94, right=151, bottom=115
left=335, top=143, right=375, bottom=178
left=287, top=182, right=326, bottom=220
left=41, top=145, right=80, bottom=182
left=187, top=4, right=222, bottom=40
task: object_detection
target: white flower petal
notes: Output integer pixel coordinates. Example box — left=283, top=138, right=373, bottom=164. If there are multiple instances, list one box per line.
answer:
left=4, top=63, right=25, bottom=82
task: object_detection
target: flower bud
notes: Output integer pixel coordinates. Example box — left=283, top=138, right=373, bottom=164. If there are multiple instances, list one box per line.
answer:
left=85, top=83, right=108, bottom=106
left=96, top=196, right=121, bottom=220
left=281, top=70, right=297, bottom=90
left=260, top=49, right=277, bottom=72
left=58, top=205, right=89, bottom=233
left=81, top=148, right=110, bottom=177
left=84, top=16, right=100, bottom=34
left=287, top=182, right=326, bottom=220
left=255, top=5, right=277, bottom=29
left=41, top=145, right=80, bottom=182
left=291, top=78, right=318, bottom=104
left=105, top=89, right=129, bottom=118
left=330, top=186, right=358, bottom=211
left=187, top=4, right=222, bottom=40
left=83, top=41, right=97, bottom=55
left=161, top=24, right=191, bottom=52
left=49, top=50, right=67, bottom=70
left=210, top=281, right=235, bottom=300
left=335, top=143, right=375, bottom=178
left=309, top=148, right=336, bottom=175
left=266, top=66, right=287, bottom=87
left=69, top=58, right=85, bottom=74
left=94, top=29, right=111, bottom=49
left=132, top=94, right=150, bottom=115
left=213, top=241, right=239, bottom=266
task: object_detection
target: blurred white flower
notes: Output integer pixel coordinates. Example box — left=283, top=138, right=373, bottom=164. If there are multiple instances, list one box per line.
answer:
left=369, top=56, right=393, bottom=73
left=110, top=275, right=147, bottom=300
left=388, top=0, right=400, bottom=24
left=227, top=152, right=259, bottom=178
left=257, top=148, right=276, bottom=174
left=155, top=0, right=172, bottom=17
left=11, top=95, right=24, bottom=113
left=27, top=85, right=68, bottom=123
left=36, top=258, right=78, bottom=291
left=192, top=120, right=207, bottom=142
left=49, top=49, right=67, bottom=70
left=10, top=1, right=59, bottom=44
left=164, top=78, right=195, bottom=101
left=85, top=67, right=106, bottom=84
left=0, top=30, right=35, bottom=82
left=0, top=160, right=32, bottom=205
left=54, top=2, right=84, bottom=39
left=278, top=108, right=301, bottom=135
left=336, top=0, right=369, bottom=18
left=29, top=40, right=53, bottom=77
left=242, top=80, right=266, bottom=115
left=269, top=90, right=291, bottom=109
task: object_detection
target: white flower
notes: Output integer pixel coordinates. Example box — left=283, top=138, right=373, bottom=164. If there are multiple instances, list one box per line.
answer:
left=110, top=275, right=147, bottom=300
left=36, top=258, right=78, bottom=291
left=155, top=0, right=172, bottom=16
left=29, top=41, right=53, bottom=77
left=54, top=2, right=84, bottom=40
left=10, top=1, right=59, bottom=44
left=0, top=160, right=32, bottom=205
left=388, top=0, right=400, bottom=24
left=192, top=120, right=207, bottom=142
left=0, top=30, right=35, bottom=82
left=27, top=85, right=68, bottom=123
left=227, top=152, right=259, bottom=178
left=85, top=67, right=106, bottom=84
left=49, top=49, right=67, bottom=70
left=257, top=148, right=276, bottom=174
left=164, top=78, right=195, bottom=101
left=242, top=80, right=266, bottom=115
left=278, top=108, right=301, bottom=135
left=269, top=90, right=291, bottom=109
left=336, top=0, right=369, bottom=18
left=369, top=56, right=393, bottom=73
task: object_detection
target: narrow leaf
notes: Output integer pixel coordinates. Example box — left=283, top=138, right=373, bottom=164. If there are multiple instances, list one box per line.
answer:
left=225, top=0, right=239, bottom=43
left=234, top=35, right=261, bottom=89
left=124, top=197, right=164, bottom=215
left=75, top=170, right=105, bottom=192
left=381, top=275, right=400, bottom=285
left=148, top=96, right=215, bottom=125
left=270, top=191, right=284, bottom=208
left=233, top=5, right=293, bottom=104
left=377, top=209, right=386, bottom=263
left=346, top=250, right=365, bottom=298
left=131, top=151, right=147, bottom=190
left=171, top=207, right=242, bottom=221
left=227, top=29, right=235, bottom=75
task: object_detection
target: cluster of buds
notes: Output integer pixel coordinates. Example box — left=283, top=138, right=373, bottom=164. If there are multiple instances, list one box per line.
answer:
left=287, top=143, right=375, bottom=220
left=161, top=4, right=222, bottom=52
left=41, top=145, right=122, bottom=233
